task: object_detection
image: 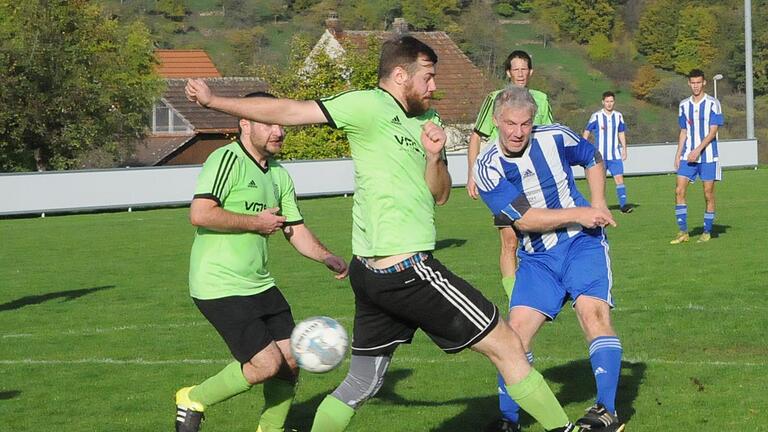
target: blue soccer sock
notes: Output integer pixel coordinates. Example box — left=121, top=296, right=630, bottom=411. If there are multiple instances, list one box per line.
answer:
left=704, top=211, right=715, bottom=233
left=616, top=184, right=627, bottom=208
left=497, top=352, right=535, bottom=423
left=589, top=336, right=623, bottom=414
left=675, top=205, right=688, bottom=232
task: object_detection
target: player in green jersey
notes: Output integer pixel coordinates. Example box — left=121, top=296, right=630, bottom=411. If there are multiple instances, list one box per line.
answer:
left=175, top=92, right=349, bottom=432
left=467, top=50, right=554, bottom=297
left=186, top=37, right=575, bottom=432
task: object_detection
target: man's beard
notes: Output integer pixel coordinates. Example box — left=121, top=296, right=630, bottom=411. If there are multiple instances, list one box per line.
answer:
left=404, top=83, right=430, bottom=116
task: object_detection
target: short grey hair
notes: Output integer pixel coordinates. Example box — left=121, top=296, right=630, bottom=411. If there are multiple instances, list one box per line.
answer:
left=493, top=85, right=538, bottom=120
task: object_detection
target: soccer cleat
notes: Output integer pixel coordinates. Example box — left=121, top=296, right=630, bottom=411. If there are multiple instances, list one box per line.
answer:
left=669, top=231, right=689, bottom=244
left=175, top=386, right=205, bottom=432
left=697, top=232, right=711, bottom=243
left=484, top=418, right=521, bottom=432
left=576, top=404, right=625, bottom=431
left=547, top=422, right=580, bottom=432
left=619, top=205, right=633, bottom=214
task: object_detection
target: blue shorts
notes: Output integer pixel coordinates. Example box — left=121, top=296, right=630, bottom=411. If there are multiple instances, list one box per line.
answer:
left=677, top=161, right=721, bottom=182
left=510, top=230, right=615, bottom=320
left=605, top=159, right=624, bottom=177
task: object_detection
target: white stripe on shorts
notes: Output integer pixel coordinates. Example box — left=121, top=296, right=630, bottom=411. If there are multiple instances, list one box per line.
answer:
left=413, top=261, right=491, bottom=330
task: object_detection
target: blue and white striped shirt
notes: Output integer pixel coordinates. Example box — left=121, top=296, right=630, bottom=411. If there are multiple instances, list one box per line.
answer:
left=584, top=110, right=626, bottom=161
left=678, top=94, right=723, bottom=163
left=473, top=124, right=597, bottom=253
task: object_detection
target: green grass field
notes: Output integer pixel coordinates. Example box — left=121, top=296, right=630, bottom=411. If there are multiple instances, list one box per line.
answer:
left=1, top=169, right=767, bottom=431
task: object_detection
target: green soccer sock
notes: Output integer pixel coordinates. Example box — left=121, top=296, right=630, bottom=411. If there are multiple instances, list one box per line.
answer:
left=505, top=368, right=569, bottom=430
left=258, top=377, right=296, bottom=432
left=310, top=395, right=355, bottom=432
left=502, top=276, right=516, bottom=300
left=189, top=361, right=253, bottom=407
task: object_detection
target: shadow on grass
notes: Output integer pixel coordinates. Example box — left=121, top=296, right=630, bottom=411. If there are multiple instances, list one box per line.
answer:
left=288, top=360, right=645, bottom=431
left=432, top=360, right=646, bottom=431
left=435, top=238, right=467, bottom=251
left=0, top=390, right=21, bottom=400
left=0, top=285, right=115, bottom=312
left=689, top=223, right=730, bottom=238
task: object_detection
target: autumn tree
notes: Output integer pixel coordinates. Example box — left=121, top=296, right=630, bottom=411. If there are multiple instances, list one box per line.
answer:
left=0, top=0, right=163, bottom=171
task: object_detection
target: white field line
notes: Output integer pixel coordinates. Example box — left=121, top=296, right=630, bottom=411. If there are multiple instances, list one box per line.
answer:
left=0, top=355, right=765, bottom=368
left=1, top=317, right=355, bottom=339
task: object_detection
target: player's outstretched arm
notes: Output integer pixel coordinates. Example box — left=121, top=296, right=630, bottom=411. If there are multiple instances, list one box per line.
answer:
left=185, top=78, right=327, bottom=126
left=190, top=198, right=285, bottom=235
left=282, top=223, right=348, bottom=280
left=422, top=121, right=451, bottom=205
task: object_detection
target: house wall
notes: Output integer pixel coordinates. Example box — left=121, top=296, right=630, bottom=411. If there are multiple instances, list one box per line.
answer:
left=165, top=135, right=233, bottom=165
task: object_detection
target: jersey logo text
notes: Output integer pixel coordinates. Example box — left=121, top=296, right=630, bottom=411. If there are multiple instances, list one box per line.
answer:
left=245, top=201, right=267, bottom=212
left=248, top=180, right=258, bottom=188
left=394, top=135, right=425, bottom=156
left=391, top=115, right=401, bottom=125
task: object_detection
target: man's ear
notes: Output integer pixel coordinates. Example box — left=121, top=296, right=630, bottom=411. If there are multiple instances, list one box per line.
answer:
left=392, top=65, right=409, bottom=86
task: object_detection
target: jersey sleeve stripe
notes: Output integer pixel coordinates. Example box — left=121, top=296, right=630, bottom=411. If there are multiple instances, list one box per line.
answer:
left=192, top=193, right=221, bottom=206
left=315, top=100, right=337, bottom=129
left=212, top=150, right=237, bottom=199
left=284, top=219, right=304, bottom=226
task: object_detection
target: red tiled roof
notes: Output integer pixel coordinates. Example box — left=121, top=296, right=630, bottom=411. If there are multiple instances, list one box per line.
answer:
left=163, top=78, right=269, bottom=131
left=155, top=49, right=221, bottom=78
left=333, top=31, right=495, bottom=124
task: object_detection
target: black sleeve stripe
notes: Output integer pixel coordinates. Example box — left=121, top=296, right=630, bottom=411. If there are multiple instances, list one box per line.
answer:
left=473, top=127, right=490, bottom=138
left=211, top=150, right=237, bottom=200
left=193, top=193, right=221, bottom=206
left=475, top=94, right=494, bottom=127
left=512, top=195, right=532, bottom=217
left=315, top=100, right=337, bottom=129
left=284, top=219, right=304, bottom=226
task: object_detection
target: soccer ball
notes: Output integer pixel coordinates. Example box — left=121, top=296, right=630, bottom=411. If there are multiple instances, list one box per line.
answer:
left=290, top=316, right=348, bottom=373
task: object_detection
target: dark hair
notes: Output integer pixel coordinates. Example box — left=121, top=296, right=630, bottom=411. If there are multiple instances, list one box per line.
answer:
left=377, top=35, right=438, bottom=80
left=602, top=91, right=615, bottom=99
left=239, top=91, right=277, bottom=135
left=688, top=69, right=705, bottom=79
left=504, top=50, right=533, bottom=71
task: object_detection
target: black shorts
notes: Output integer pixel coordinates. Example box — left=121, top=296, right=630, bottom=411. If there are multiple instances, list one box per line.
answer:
left=349, top=253, right=499, bottom=356
left=193, top=287, right=294, bottom=364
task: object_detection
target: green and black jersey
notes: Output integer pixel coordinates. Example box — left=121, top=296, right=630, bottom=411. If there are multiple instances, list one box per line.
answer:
left=474, top=88, right=554, bottom=140
left=317, top=88, right=444, bottom=257
left=189, top=140, right=303, bottom=300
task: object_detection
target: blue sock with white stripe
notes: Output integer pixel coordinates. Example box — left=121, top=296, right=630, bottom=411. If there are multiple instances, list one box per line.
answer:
left=675, top=205, right=688, bottom=232
left=589, top=336, right=622, bottom=413
left=704, top=211, right=715, bottom=233
left=497, top=351, right=534, bottom=423
left=616, top=184, right=627, bottom=207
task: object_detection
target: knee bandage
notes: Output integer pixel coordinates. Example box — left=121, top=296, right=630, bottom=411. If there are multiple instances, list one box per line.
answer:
left=331, top=354, right=391, bottom=409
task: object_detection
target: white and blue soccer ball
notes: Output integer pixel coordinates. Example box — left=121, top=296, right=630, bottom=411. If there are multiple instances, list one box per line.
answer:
left=290, top=316, right=348, bottom=373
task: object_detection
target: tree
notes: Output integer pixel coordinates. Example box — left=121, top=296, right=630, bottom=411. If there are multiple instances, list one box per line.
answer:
left=631, top=64, right=660, bottom=100
left=401, top=0, right=461, bottom=30
left=456, top=1, right=506, bottom=79
left=0, top=0, right=163, bottom=172
left=672, top=5, right=718, bottom=74
left=252, top=35, right=379, bottom=160
left=636, top=0, right=680, bottom=70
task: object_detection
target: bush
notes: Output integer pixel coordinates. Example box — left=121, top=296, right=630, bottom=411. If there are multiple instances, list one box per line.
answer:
left=631, top=65, right=660, bottom=100
left=646, top=77, right=690, bottom=108
left=586, top=33, right=612, bottom=62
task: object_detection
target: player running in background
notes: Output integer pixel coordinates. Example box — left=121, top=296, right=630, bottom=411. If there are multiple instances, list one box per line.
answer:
left=670, top=68, right=724, bottom=244
left=174, top=91, right=348, bottom=432
left=475, top=85, right=625, bottom=432
left=468, top=50, right=554, bottom=318
left=583, top=91, right=632, bottom=214
left=186, top=36, right=577, bottom=432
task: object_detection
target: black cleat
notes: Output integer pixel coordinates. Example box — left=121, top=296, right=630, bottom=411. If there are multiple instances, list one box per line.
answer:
left=484, top=418, right=522, bottom=432
left=576, top=403, right=625, bottom=431
left=619, top=205, right=633, bottom=214
left=175, top=387, right=205, bottom=432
